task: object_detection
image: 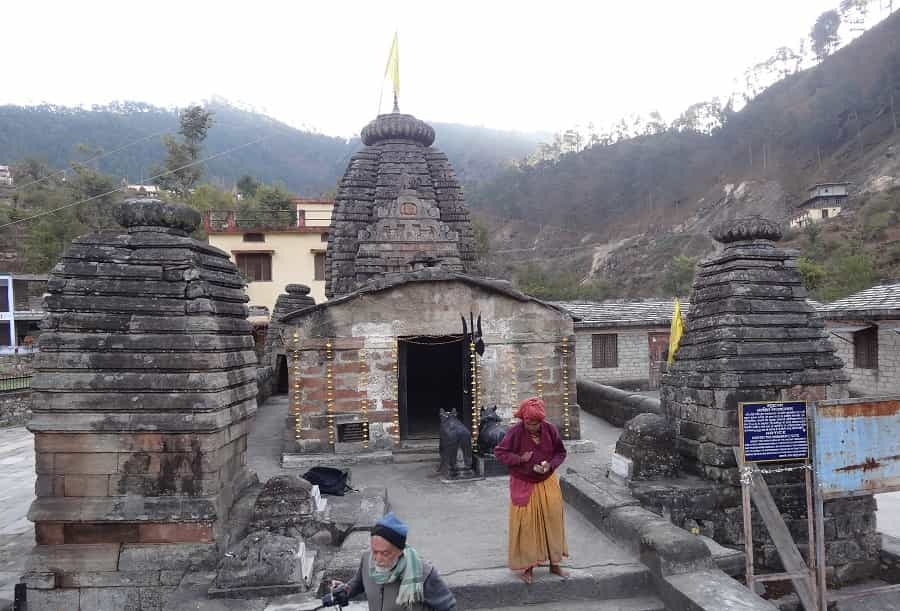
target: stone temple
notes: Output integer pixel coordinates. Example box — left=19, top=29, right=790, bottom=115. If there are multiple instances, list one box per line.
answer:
left=284, top=109, right=583, bottom=463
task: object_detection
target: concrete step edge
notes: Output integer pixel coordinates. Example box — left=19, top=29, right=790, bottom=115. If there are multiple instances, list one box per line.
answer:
left=445, top=563, right=653, bottom=609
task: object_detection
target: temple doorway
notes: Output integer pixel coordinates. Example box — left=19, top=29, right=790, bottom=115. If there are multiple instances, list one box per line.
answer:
left=398, top=335, right=466, bottom=440
left=275, top=355, right=289, bottom=394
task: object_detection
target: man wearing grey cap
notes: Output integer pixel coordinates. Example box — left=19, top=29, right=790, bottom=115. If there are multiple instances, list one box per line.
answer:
left=322, top=512, right=457, bottom=611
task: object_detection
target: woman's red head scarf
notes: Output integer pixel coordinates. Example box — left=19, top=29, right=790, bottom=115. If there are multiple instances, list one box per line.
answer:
left=514, top=397, right=546, bottom=422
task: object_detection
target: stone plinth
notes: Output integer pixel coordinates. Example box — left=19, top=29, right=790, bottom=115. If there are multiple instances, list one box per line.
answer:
left=325, top=112, right=476, bottom=299
left=26, top=198, right=258, bottom=607
left=654, top=216, right=876, bottom=584
left=615, top=413, right=678, bottom=480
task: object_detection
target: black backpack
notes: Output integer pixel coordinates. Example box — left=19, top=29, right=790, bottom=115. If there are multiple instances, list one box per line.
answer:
left=302, top=466, right=355, bottom=496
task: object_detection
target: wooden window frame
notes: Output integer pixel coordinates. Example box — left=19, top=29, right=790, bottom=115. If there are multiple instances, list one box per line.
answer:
left=853, top=326, right=878, bottom=370
left=592, top=333, right=618, bottom=368
left=234, top=251, right=273, bottom=282
left=313, top=252, right=326, bottom=281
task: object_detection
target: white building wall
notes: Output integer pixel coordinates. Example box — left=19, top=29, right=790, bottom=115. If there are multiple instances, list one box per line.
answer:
left=828, top=320, right=900, bottom=396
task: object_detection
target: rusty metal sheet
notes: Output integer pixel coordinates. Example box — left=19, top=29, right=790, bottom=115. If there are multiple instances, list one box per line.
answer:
left=814, top=397, right=900, bottom=499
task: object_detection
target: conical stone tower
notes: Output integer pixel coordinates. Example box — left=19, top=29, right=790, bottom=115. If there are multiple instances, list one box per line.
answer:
left=657, top=216, right=878, bottom=583
left=325, top=112, right=475, bottom=298
left=26, top=199, right=258, bottom=606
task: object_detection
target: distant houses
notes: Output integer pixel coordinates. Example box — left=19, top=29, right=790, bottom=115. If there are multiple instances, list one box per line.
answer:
left=789, top=181, right=850, bottom=229
left=0, top=165, right=12, bottom=187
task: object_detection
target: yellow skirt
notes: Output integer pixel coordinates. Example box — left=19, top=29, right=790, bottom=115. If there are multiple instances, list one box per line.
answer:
left=508, top=472, right=569, bottom=570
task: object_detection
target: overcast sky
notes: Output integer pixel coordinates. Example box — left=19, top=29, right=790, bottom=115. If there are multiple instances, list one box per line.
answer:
left=2, top=1, right=866, bottom=137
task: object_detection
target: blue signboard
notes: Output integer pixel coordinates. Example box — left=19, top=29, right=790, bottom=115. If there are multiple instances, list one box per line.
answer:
left=814, top=399, right=900, bottom=499
left=740, top=401, right=809, bottom=463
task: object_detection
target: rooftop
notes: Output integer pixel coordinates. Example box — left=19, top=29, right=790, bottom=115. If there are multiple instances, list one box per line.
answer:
left=551, top=299, right=689, bottom=329
left=817, top=281, right=900, bottom=319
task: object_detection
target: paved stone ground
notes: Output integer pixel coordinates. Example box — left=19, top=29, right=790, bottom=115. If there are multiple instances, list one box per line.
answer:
left=251, top=396, right=637, bottom=580
left=0, top=427, right=35, bottom=607
left=1, top=394, right=897, bottom=609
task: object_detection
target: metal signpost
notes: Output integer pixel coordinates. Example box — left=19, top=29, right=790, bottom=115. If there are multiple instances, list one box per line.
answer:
left=737, top=401, right=818, bottom=610
left=812, top=397, right=900, bottom=608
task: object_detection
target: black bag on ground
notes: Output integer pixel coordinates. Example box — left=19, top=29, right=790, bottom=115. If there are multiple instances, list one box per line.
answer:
left=302, top=466, right=354, bottom=496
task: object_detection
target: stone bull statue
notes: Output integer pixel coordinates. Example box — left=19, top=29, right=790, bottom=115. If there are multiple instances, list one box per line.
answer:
left=478, top=406, right=508, bottom=455
left=438, top=409, right=473, bottom=478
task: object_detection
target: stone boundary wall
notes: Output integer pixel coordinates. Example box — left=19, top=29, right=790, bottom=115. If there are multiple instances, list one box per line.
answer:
left=0, top=353, right=35, bottom=377
left=0, top=389, right=31, bottom=427
left=577, top=379, right=662, bottom=427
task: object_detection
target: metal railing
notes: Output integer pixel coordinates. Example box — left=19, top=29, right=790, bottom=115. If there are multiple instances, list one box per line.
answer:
left=0, top=375, right=32, bottom=392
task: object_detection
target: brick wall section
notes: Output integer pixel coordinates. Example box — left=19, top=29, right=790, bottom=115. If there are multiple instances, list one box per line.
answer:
left=0, top=389, right=31, bottom=427
left=574, top=327, right=666, bottom=388
left=828, top=320, right=900, bottom=396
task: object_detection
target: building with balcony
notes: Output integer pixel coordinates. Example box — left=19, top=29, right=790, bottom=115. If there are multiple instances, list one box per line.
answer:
left=789, top=181, right=850, bottom=228
left=204, top=197, right=334, bottom=311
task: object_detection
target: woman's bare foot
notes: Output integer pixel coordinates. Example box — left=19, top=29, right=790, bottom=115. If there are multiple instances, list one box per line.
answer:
left=549, top=564, right=568, bottom=578
left=519, top=568, right=533, bottom=584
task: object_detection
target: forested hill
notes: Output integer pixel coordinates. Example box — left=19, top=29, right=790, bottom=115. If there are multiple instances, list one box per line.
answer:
left=0, top=101, right=541, bottom=195
left=469, top=9, right=900, bottom=299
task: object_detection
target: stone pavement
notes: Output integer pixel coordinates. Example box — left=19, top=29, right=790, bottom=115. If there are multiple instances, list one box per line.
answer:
left=0, top=427, right=35, bottom=608
left=1, top=393, right=897, bottom=609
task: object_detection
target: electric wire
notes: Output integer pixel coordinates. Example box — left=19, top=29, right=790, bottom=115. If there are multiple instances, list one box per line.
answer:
left=7, top=129, right=172, bottom=193
left=0, top=134, right=274, bottom=230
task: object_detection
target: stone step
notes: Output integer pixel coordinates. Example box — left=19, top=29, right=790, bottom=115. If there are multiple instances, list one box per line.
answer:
left=445, top=562, right=654, bottom=610
left=392, top=451, right=440, bottom=464
left=486, top=595, right=666, bottom=610
left=394, top=441, right=440, bottom=454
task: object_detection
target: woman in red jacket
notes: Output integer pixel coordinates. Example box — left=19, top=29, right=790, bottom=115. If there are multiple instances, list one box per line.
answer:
left=493, top=396, right=568, bottom=584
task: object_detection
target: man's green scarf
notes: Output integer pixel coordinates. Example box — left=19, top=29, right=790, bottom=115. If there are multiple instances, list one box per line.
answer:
left=369, top=546, right=425, bottom=608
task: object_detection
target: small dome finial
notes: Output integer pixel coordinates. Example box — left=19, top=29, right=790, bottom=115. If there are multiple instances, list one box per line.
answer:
left=711, top=216, right=783, bottom=244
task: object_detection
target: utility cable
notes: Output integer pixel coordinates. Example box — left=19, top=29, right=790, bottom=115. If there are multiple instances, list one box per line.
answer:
left=8, top=129, right=171, bottom=193
left=0, top=134, right=274, bottom=230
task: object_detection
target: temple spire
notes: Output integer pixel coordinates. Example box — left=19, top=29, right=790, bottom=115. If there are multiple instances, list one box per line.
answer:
left=385, top=32, right=400, bottom=113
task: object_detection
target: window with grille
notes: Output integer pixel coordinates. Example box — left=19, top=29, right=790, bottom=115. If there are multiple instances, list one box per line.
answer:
left=592, top=334, right=618, bottom=368
left=235, top=253, right=272, bottom=282
left=853, top=327, right=878, bottom=369
left=243, top=233, right=265, bottom=242
left=314, top=253, right=326, bottom=281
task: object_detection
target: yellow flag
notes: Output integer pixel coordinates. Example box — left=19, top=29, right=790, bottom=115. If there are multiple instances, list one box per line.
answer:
left=667, top=298, right=684, bottom=366
left=384, top=33, right=400, bottom=100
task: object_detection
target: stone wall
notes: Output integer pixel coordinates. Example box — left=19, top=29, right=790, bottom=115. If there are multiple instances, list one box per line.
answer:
left=284, top=272, right=580, bottom=457
left=574, top=327, right=666, bottom=389
left=0, top=353, right=35, bottom=376
left=827, top=320, right=900, bottom=396
left=577, top=379, right=662, bottom=427
left=0, top=389, right=31, bottom=427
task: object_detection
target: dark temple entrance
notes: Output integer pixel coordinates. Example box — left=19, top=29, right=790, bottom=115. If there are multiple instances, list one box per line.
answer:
left=275, top=355, right=289, bottom=394
left=399, top=335, right=466, bottom=440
